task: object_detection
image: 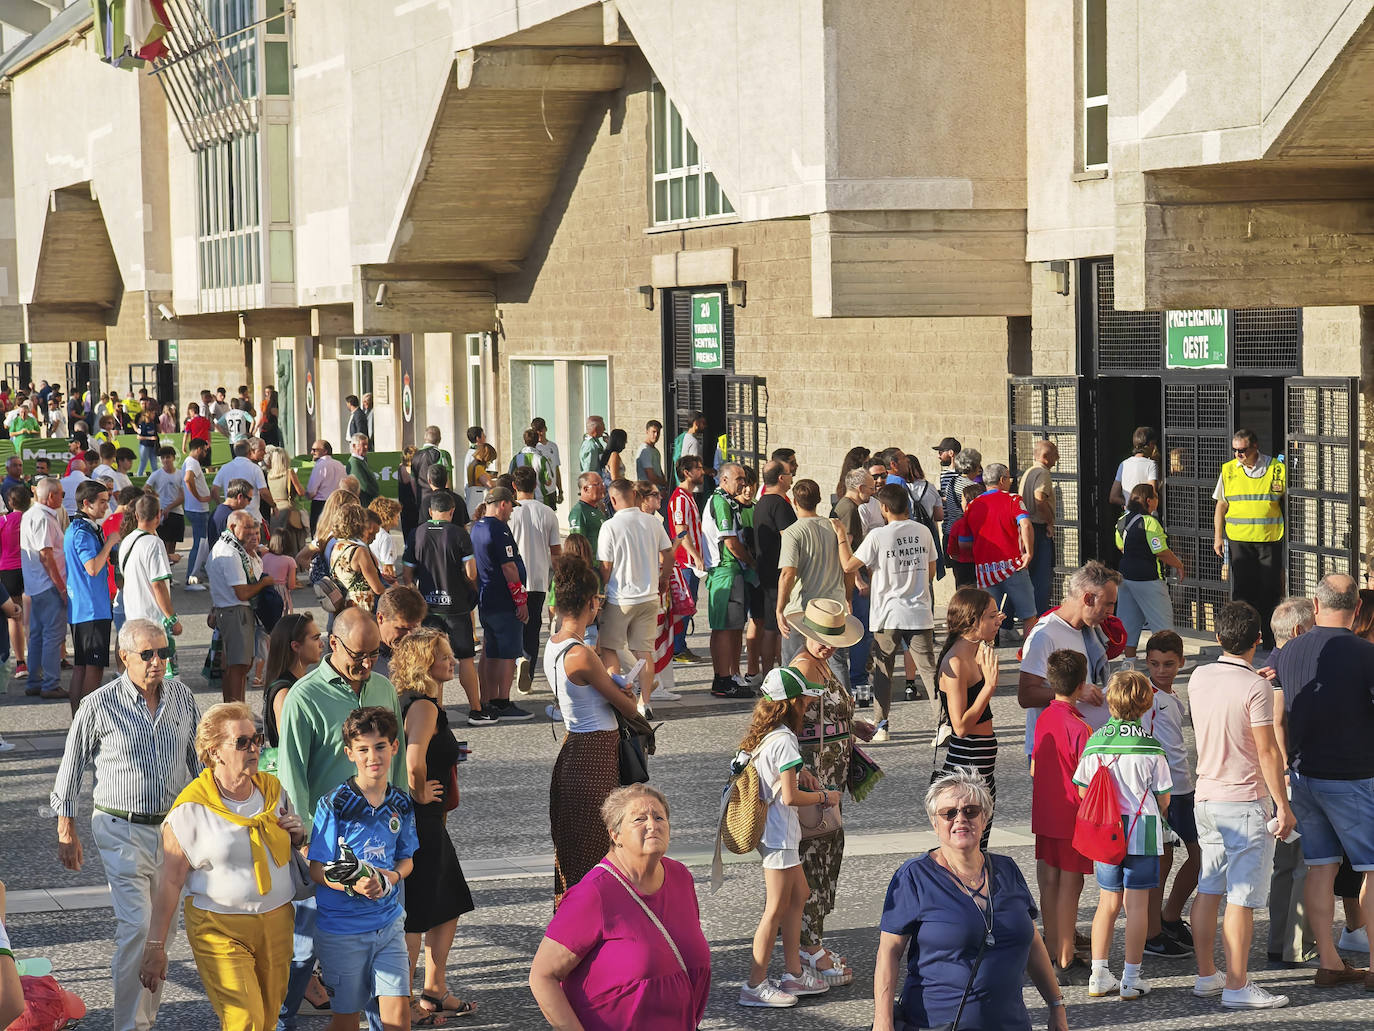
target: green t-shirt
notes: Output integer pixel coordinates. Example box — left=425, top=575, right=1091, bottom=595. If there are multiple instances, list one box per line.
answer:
left=568, top=500, right=605, bottom=555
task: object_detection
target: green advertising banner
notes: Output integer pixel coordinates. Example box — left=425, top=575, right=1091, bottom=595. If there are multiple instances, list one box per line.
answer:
left=1166, top=309, right=1228, bottom=369
left=14, top=434, right=231, bottom=472
left=691, top=292, right=723, bottom=370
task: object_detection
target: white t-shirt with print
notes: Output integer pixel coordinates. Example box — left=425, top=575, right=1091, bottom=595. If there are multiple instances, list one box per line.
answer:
left=753, top=727, right=804, bottom=850
left=1072, top=737, right=1173, bottom=856
left=119, top=529, right=174, bottom=624
left=1021, top=612, right=1111, bottom=754
left=852, top=519, right=936, bottom=631
left=1141, top=686, right=1193, bottom=794
left=145, top=468, right=183, bottom=513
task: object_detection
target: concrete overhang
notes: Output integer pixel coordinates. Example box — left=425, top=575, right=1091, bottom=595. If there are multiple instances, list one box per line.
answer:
left=354, top=263, right=497, bottom=335
left=23, top=183, right=123, bottom=341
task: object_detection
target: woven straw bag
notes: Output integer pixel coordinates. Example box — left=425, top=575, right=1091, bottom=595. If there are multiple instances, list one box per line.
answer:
left=720, top=762, right=766, bottom=855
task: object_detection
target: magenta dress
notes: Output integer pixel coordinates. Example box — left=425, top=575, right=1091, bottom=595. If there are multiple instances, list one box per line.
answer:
left=545, top=856, right=711, bottom=1030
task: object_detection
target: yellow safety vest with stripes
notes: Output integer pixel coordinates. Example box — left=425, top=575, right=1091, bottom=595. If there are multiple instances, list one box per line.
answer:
left=1221, top=457, right=1285, bottom=542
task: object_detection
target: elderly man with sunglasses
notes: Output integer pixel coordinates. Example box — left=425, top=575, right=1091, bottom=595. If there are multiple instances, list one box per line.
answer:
left=275, top=605, right=407, bottom=1031
left=50, top=618, right=200, bottom=1031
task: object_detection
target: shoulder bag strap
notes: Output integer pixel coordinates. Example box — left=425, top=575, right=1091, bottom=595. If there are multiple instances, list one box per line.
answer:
left=596, top=861, right=687, bottom=974
left=946, top=862, right=994, bottom=1031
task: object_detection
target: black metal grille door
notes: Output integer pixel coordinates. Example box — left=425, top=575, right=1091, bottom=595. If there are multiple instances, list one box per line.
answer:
left=664, top=288, right=737, bottom=452
left=725, top=376, right=768, bottom=472
left=1285, top=379, right=1358, bottom=597
left=1091, top=260, right=1162, bottom=375
left=1008, top=377, right=1080, bottom=606
left=1162, top=380, right=1233, bottom=631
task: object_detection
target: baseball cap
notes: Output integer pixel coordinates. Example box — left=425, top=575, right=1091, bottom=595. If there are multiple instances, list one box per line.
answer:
left=484, top=485, right=518, bottom=506
left=933, top=436, right=961, bottom=453
left=759, top=667, right=824, bottom=703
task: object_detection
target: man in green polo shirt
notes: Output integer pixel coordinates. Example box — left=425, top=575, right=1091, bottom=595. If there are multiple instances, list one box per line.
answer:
left=568, top=471, right=606, bottom=553
left=277, top=606, right=406, bottom=830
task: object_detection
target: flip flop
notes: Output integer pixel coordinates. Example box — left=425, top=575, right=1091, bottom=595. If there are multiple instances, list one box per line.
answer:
left=420, top=992, right=478, bottom=1017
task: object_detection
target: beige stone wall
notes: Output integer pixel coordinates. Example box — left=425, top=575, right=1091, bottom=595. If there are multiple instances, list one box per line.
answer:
left=1029, top=271, right=1078, bottom=376
left=1302, top=307, right=1362, bottom=378
left=492, top=70, right=1014, bottom=483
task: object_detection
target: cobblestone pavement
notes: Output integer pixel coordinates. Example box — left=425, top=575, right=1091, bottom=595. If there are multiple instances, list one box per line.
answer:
left=2, top=585, right=1371, bottom=1028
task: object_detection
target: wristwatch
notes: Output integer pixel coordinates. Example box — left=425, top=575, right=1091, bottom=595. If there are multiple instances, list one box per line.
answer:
left=1048, top=997, right=1066, bottom=1008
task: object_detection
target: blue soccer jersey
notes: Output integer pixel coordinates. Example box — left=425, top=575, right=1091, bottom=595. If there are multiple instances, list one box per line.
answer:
left=308, top=778, right=418, bottom=934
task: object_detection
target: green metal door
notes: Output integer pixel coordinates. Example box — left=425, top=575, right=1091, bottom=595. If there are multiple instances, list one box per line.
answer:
left=275, top=349, right=294, bottom=451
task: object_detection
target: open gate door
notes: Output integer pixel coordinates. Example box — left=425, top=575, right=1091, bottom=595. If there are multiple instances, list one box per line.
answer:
left=1285, top=378, right=1359, bottom=597
left=1008, top=376, right=1081, bottom=606
left=1161, top=380, right=1234, bottom=632
left=725, top=375, right=768, bottom=473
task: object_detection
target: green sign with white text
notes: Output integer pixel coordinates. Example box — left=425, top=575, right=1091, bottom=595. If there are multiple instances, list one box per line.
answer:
left=691, top=292, right=723, bottom=370
left=1166, top=309, right=1228, bottom=369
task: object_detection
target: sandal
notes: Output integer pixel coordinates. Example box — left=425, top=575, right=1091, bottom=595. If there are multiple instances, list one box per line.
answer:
left=303, top=974, right=331, bottom=1010
left=409, top=1001, right=447, bottom=1027
left=800, top=946, right=854, bottom=986
left=419, top=992, right=478, bottom=1018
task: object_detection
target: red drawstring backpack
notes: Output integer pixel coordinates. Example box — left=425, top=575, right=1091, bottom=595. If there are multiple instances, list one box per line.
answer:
left=1073, top=756, right=1146, bottom=866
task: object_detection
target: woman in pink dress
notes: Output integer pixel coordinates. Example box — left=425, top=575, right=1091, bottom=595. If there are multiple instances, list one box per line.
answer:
left=529, top=785, right=711, bottom=1030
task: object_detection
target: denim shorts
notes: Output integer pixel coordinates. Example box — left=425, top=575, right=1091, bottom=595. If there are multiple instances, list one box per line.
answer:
left=315, top=915, right=409, bottom=1013
left=1195, top=798, right=1276, bottom=908
left=1167, top=791, right=1199, bottom=844
left=1290, top=771, right=1374, bottom=870
left=1095, top=852, right=1159, bottom=892
left=479, top=610, right=524, bottom=660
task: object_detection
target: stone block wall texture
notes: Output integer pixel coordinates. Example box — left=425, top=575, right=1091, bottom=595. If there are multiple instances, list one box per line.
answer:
left=493, top=63, right=1015, bottom=486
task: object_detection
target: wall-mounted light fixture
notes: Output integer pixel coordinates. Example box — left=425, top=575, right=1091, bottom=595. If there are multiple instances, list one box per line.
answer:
left=637, top=285, right=654, bottom=311
left=1042, top=260, right=1070, bottom=297
left=728, top=280, right=747, bottom=307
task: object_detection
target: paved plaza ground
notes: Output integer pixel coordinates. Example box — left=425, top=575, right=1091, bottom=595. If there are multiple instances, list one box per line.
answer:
left=2, top=584, right=1371, bottom=1029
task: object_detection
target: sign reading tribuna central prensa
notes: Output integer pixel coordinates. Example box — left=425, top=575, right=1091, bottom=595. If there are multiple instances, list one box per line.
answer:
left=1166, top=309, right=1228, bottom=369
left=691, top=292, right=723, bottom=370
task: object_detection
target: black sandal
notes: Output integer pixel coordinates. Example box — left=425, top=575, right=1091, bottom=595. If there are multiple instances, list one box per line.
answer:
left=409, top=1001, right=446, bottom=1027
left=419, top=992, right=478, bottom=1018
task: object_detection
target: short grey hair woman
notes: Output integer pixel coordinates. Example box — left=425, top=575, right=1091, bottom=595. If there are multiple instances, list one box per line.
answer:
left=872, top=770, right=1066, bottom=1031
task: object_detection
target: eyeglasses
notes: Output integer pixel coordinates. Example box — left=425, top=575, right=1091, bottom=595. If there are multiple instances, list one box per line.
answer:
left=937, top=805, right=985, bottom=823
left=135, top=647, right=172, bottom=662
left=1232, top=446, right=1250, bottom=454
left=333, top=638, right=381, bottom=662
left=310, top=447, right=325, bottom=454
left=231, top=732, right=266, bottom=752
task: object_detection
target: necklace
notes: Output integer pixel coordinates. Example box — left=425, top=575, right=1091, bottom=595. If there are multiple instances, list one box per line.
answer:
left=938, top=851, right=996, bottom=947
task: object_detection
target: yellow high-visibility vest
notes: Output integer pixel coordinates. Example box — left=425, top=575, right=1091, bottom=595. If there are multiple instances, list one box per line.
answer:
left=1221, top=457, right=1285, bottom=542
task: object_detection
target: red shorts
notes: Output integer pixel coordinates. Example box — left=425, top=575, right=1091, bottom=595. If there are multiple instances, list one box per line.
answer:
left=1035, top=834, right=1094, bottom=875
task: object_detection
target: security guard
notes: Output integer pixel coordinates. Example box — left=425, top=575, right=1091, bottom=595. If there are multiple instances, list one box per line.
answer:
left=1213, top=427, right=1285, bottom=649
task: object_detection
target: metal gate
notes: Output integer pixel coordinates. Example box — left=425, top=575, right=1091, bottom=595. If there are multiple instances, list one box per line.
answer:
left=725, top=375, right=768, bottom=472
left=663, top=287, right=742, bottom=467
left=1008, top=376, right=1081, bottom=606
left=1161, top=380, right=1234, bottom=632
left=1285, top=378, right=1358, bottom=597
left=129, top=363, right=160, bottom=400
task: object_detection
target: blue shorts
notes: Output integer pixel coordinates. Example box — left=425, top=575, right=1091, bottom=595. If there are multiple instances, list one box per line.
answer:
left=1167, top=791, right=1198, bottom=845
left=479, top=610, right=524, bottom=660
left=315, top=915, right=409, bottom=1013
left=1095, top=852, right=1160, bottom=892
left=1291, top=771, right=1374, bottom=870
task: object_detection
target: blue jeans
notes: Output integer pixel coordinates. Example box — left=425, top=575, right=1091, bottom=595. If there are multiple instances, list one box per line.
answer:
left=1027, top=522, right=1054, bottom=616
left=987, top=568, right=1037, bottom=622
left=136, top=442, right=158, bottom=476
left=673, top=566, right=699, bottom=654
left=28, top=587, right=64, bottom=694
left=849, top=588, right=872, bottom=686
left=186, top=510, right=209, bottom=578
left=278, top=897, right=383, bottom=1031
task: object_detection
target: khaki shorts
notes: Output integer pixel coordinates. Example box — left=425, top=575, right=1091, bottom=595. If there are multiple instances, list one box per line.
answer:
left=214, top=604, right=256, bottom=668
left=598, top=599, right=660, bottom=652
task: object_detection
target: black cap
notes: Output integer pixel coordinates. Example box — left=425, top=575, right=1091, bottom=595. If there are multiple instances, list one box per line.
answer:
left=933, top=437, right=961, bottom=453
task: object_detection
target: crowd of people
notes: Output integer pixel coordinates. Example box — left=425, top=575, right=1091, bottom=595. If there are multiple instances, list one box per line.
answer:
left=2, top=388, right=1370, bottom=1031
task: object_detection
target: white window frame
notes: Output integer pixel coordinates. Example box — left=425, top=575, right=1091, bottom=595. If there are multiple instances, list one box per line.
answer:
left=650, top=82, right=735, bottom=226
left=465, top=333, right=484, bottom=430
left=1081, top=0, right=1108, bottom=171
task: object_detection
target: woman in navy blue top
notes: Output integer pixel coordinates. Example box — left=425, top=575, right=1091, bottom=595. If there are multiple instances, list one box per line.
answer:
left=873, top=770, right=1067, bottom=1031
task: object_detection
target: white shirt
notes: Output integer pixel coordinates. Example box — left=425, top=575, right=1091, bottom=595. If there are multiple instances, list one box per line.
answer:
left=183, top=456, right=210, bottom=513
left=145, top=468, right=183, bottom=512
left=853, top=519, right=936, bottom=631
left=118, top=529, right=173, bottom=623
left=1020, top=612, right=1111, bottom=754
left=535, top=440, right=561, bottom=476
left=1212, top=453, right=1273, bottom=502
left=109, top=469, right=133, bottom=492
left=753, top=728, right=804, bottom=849
left=207, top=536, right=250, bottom=609
left=859, top=496, right=886, bottom=534
left=91, top=463, right=118, bottom=487
left=59, top=471, right=87, bottom=516
left=213, top=457, right=269, bottom=519
left=597, top=507, right=672, bottom=605
left=165, top=787, right=298, bottom=915
left=221, top=409, right=252, bottom=443
left=20, top=503, right=63, bottom=594
left=305, top=454, right=346, bottom=500
left=1142, top=686, right=1193, bottom=794
left=509, top=498, right=561, bottom=593
left=1116, top=455, right=1160, bottom=498
left=369, top=530, right=400, bottom=571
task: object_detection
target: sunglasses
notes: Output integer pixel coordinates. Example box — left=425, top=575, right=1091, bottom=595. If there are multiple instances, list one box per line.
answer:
left=333, top=638, right=382, bottom=662
left=937, top=805, right=985, bottom=823
left=1232, top=446, right=1251, bottom=454
left=135, top=646, right=172, bottom=662
left=232, top=732, right=266, bottom=752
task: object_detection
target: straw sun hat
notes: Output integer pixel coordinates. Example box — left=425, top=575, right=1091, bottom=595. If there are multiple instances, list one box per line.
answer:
left=785, top=598, right=865, bottom=649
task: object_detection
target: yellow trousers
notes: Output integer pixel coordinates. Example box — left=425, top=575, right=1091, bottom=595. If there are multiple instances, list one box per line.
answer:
left=183, top=899, right=294, bottom=1031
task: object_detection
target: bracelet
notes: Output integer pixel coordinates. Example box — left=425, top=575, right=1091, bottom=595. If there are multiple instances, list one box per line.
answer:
left=145, top=941, right=165, bottom=949
left=1048, top=997, right=1065, bottom=1008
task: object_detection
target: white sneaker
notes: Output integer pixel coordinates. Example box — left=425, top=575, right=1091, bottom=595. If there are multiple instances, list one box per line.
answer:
left=652, top=688, right=682, bottom=701
left=1193, top=972, right=1227, bottom=997
left=1087, top=968, right=1119, bottom=998
left=871, top=727, right=890, bottom=743
left=934, top=723, right=952, bottom=747
left=185, top=582, right=207, bottom=592
left=1338, top=925, right=1370, bottom=952
left=1119, top=976, right=1151, bottom=1000
left=1221, top=981, right=1288, bottom=1009
left=777, top=968, right=829, bottom=997
left=738, top=979, right=797, bottom=1008
left=515, top=657, right=533, bottom=694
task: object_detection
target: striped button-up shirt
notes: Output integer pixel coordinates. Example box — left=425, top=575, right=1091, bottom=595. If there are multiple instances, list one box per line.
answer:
left=50, top=674, right=201, bottom=818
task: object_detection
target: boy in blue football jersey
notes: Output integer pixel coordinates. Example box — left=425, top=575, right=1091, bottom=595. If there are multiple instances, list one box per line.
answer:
left=309, top=707, right=417, bottom=1031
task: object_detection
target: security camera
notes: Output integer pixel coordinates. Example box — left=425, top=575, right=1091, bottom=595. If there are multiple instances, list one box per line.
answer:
left=157, top=303, right=175, bottom=321
left=374, top=284, right=387, bottom=308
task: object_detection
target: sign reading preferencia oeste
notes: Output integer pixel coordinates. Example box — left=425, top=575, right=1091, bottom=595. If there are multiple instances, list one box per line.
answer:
left=1165, top=309, right=1228, bottom=370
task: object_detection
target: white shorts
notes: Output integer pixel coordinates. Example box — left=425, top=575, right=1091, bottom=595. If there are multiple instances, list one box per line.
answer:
left=759, top=843, right=801, bottom=870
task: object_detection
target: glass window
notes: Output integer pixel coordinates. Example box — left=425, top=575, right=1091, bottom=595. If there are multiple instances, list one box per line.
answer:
left=530, top=362, right=555, bottom=431
left=269, top=229, right=294, bottom=283
left=580, top=362, right=609, bottom=426
left=265, top=41, right=291, bottom=95
left=466, top=333, right=484, bottom=429
left=650, top=82, right=735, bottom=226
left=1082, top=0, right=1108, bottom=170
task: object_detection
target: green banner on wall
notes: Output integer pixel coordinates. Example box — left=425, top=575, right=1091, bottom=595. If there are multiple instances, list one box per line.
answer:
left=1165, top=309, right=1228, bottom=369
left=691, top=292, right=723, bottom=370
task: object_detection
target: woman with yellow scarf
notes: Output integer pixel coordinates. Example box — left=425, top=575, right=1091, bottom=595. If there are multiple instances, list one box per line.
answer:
left=139, top=702, right=305, bottom=1031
